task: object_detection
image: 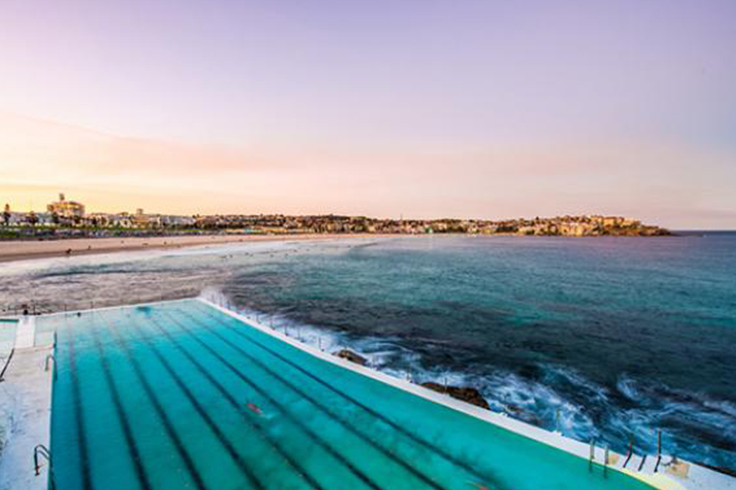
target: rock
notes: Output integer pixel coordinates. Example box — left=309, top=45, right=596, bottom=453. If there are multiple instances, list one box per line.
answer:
left=420, top=382, right=490, bottom=410
left=334, top=349, right=368, bottom=366
left=502, top=403, right=543, bottom=426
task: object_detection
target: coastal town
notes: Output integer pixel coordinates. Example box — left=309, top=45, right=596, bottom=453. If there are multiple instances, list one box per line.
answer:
left=1, top=193, right=670, bottom=239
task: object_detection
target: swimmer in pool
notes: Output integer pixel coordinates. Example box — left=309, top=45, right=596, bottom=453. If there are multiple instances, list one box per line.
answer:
left=246, top=402, right=264, bottom=416
left=468, top=482, right=493, bottom=490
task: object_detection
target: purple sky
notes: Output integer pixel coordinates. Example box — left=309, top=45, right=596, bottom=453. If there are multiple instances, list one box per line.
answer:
left=1, top=0, right=735, bottom=227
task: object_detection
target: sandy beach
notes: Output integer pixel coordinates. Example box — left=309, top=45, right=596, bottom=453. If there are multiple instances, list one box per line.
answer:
left=0, top=234, right=362, bottom=263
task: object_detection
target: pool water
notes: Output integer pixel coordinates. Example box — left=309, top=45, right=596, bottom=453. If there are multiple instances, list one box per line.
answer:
left=46, top=300, right=658, bottom=490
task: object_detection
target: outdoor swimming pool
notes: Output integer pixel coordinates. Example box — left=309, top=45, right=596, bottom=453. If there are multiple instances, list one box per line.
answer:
left=45, top=299, right=662, bottom=490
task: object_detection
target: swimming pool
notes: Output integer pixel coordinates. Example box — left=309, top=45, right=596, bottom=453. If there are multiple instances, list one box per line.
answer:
left=46, top=299, right=665, bottom=490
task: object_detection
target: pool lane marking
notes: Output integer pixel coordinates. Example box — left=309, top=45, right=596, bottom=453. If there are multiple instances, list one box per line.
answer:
left=122, top=318, right=267, bottom=490
left=64, top=317, right=94, bottom=490
left=158, top=311, right=386, bottom=490
left=100, top=312, right=210, bottom=490
left=144, top=316, right=330, bottom=490
left=89, top=324, right=153, bottom=490
left=191, top=303, right=509, bottom=490
left=169, top=309, right=454, bottom=490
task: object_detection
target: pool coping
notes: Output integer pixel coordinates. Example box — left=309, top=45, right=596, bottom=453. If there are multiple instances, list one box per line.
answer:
left=200, top=297, right=736, bottom=490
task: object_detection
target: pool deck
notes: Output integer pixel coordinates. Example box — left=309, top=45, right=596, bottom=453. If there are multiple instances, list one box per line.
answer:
left=0, top=345, right=53, bottom=490
left=1, top=298, right=734, bottom=490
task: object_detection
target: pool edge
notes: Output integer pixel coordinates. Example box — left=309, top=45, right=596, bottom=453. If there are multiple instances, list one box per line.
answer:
left=199, top=297, right=734, bottom=490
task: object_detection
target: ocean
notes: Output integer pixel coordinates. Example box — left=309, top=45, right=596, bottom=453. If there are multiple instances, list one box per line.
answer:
left=1, top=234, right=735, bottom=469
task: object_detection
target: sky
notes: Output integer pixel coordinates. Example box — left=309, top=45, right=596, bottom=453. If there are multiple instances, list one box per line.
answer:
left=0, top=0, right=735, bottom=228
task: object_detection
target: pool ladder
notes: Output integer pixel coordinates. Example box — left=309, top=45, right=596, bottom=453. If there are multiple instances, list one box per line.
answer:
left=587, top=440, right=613, bottom=478
left=34, top=444, right=56, bottom=489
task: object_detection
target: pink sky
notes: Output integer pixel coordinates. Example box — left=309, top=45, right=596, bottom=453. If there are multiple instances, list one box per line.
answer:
left=1, top=0, right=735, bottom=228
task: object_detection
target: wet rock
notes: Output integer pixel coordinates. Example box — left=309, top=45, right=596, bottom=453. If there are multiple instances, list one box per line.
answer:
left=420, top=382, right=490, bottom=410
left=505, top=404, right=543, bottom=426
left=334, top=349, right=368, bottom=366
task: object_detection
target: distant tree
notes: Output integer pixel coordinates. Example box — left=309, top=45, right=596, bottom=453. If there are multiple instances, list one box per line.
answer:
left=26, top=211, right=38, bottom=226
left=2, top=204, right=10, bottom=226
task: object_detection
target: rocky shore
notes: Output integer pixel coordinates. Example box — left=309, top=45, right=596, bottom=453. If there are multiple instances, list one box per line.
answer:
left=420, top=382, right=490, bottom=410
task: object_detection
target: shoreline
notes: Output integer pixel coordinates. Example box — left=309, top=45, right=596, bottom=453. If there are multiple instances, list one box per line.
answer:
left=0, top=231, right=685, bottom=264
left=0, top=234, right=383, bottom=264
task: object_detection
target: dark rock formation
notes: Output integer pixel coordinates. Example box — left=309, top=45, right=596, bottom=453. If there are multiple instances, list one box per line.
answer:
left=420, top=382, right=490, bottom=410
left=334, top=349, right=368, bottom=366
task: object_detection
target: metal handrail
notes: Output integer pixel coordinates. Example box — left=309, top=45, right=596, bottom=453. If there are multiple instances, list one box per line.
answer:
left=0, top=348, right=15, bottom=382
left=623, top=439, right=634, bottom=468
left=45, top=354, right=55, bottom=372
left=34, top=443, right=56, bottom=490
left=45, top=354, right=58, bottom=380
left=588, top=438, right=596, bottom=472
left=33, top=444, right=51, bottom=475
left=33, top=444, right=53, bottom=478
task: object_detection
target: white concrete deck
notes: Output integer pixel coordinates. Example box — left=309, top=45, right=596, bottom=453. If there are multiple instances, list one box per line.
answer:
left=0, top=346, right=53, bottom=490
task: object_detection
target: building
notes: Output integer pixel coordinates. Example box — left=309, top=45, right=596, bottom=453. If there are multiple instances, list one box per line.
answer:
left=47, top=193, right=85, bottom=220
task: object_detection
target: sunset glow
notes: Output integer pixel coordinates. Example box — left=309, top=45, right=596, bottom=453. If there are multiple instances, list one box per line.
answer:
left=1, top=0, right=735, bottom=228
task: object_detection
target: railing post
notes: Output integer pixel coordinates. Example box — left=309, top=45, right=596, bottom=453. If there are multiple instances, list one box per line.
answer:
left=45, top=354, right=55, bottom=372
left=638, top=454, right=647, bottom=472
left=604, top=446, right=609, bottom=478
left=623, top=438, right=634, bottom=468
left=588, top=439, right=596, bottom=472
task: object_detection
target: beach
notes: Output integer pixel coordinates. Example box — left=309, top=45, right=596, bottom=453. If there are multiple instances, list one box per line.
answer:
left=0, top=234, right=361, bottom=263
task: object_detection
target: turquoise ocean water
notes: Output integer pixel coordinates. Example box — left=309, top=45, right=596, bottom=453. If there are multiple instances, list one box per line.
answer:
left=2, top=234, right=735, bottom=469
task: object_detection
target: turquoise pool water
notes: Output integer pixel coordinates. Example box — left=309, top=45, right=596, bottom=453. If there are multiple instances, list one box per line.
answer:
left=46, top=300, right=658, bottom=490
